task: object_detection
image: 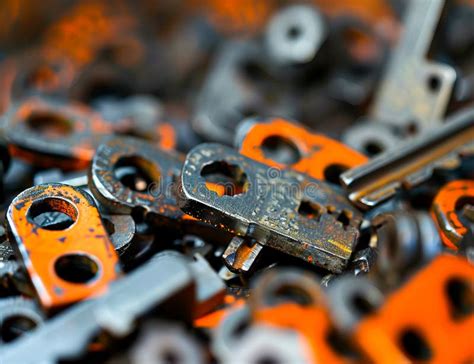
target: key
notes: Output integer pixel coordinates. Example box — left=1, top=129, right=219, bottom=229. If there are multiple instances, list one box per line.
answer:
left=90, top=136, right=229, bottom=245
left=343, top=0, right=457, bottom=155
left=340, top=107, right=474, bottom=209
left=236, top=117, right=368, bottom=182
left=354, top=255, right=474, bottom=364
left=371, top=0, right=456, bottom=132
left=6, top=183, right=121, bottom=309
left=3, top=96, right=175, bottom=171
left=178, top=143, right=362, bottom=273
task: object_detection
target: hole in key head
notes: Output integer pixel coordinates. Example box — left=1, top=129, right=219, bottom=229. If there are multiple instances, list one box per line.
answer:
left=1, top=315, right=38, bottom=343
left=261, top=135, right=301, bottom=165
left=114, top=155, right=160, bottom=193
left=272, top=284, right=313, bottom=306
left=351, top=292, right=376, bottom=316
left=255, top=353, right=281, bottom=364
left=405, top=121, right=419, bottom=136
left=26, top=62, right=61, bottom=90
left=445, top=276, right=473, bottom=320
left=363, top=141, right=383, bottom=157
left=398, top=327, right=432, bottom=361
left=159, top=348, right=181, bottom=364
left=201, top=161, right=248, bottom=197
left=54, top=254, right=99, bottom=284
left=323, top=164, right=348, bottom=185
left=27, top=198, right=78, bottom=230
left=427, top=74, right=441, bottom=93
left=25, top=111, right=73, bottom=138
left=287, top=25, right=302, bottom=40
left=325, top=327, right=361, bottom=359
left=336, top=209, right=353, bottom=228
left=298, top=200, right=324, bottom=220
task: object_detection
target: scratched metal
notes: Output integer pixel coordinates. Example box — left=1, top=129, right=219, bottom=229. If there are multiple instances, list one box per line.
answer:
left=89, top=136, right=184, bottom=223
left=178, top=143, right=362, bottom=272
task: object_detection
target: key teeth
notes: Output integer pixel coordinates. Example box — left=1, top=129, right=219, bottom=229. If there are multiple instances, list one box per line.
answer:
left=404, top=168, right=434, bottom=188
left=409, top=149, right=468, bottom=187
left=361, top=182, right=399, bottom=209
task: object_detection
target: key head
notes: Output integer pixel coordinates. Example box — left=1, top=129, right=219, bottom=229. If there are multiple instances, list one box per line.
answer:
left=178, top=143, right=362, bottom=272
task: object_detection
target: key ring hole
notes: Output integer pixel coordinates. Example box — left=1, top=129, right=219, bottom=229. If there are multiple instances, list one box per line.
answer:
left=427, top=74, right=441, bottom=93
left=398, top=327, right=432, bottom=361
left=201, top=161, right=248, bottom=197
left=287, top=25, right=302, bottom=40
left=25, top=111, right=73, bottom=138
left=27, top=197, right=78, bottom=231
left=114, top=155, right=161, bottom=193
left=362, top=140, right=384, bottom=157
left=271, top=284, right=314, bottom=306
left=455, top=196, right=474, bottom=216
left=323, top=164, right=348, bottom=185
left=261, top=135, right=301, bottom=165
left=1, top=315, right=38, bottom=343
left=350, top=292, right=377, bottom=316
left=445, top=276, right=473, bottom=320
left=54, top=253, right=100, bottom=284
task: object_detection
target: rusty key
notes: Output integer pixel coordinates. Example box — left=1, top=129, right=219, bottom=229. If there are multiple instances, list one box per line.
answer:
left=89, top=136, right=230, bottom=244
left=341, top=107, right=474, bottom=210
left=89, top=136, right=184, bottom=223
left=177, top=143, right=362, bottom=273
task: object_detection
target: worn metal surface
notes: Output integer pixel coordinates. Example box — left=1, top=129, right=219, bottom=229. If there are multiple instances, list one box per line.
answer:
left=0, top=1, right=472, bottom=362
left=6, top=183, right=121, bottom=308
left=89, top=136, right=183, bottom=219
left=178, top=143, right=362, bottom=272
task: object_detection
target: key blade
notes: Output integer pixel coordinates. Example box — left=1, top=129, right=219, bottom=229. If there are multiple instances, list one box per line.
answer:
left=341, top=108, right=474, bottom=210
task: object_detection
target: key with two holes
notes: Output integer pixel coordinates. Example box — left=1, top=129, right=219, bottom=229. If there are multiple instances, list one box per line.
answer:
left=341, top=107, right=474, bottom=210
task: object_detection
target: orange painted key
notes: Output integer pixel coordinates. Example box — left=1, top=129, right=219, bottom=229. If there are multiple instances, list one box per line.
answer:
left=238, top=118, right=368, bottom=183
left=431, top=180, right=474, bottom=250
left=355, top=255, right=474, bottom=364
left=7, top=183, right=121, bottom=309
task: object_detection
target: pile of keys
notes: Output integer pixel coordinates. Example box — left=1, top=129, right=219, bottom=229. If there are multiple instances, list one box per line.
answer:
left=0, top=0, right=473, bottom=363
